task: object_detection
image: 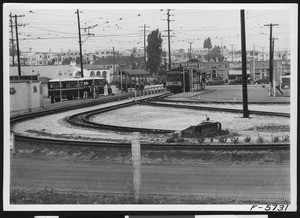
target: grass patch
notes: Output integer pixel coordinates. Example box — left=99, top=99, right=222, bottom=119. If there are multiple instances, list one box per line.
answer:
left=10, top=188, right=290, bottom=204
left=247, top=124, right=290, bottom=132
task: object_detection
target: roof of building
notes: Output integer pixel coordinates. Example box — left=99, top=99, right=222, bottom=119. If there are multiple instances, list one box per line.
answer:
left=9, top=65, right=74, bottom=79
left=75, top=65, right=109, bottom=70
left=92, top=56, right=131, bottom=65
left=121, top=69, right=149, bottom=76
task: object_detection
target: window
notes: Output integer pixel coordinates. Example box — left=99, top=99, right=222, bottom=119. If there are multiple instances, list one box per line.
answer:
left=33, top=86, right=37, bottom=93
left=96, top=71, right=101, bottom=76
left=90, top=71, right=95, bottom=77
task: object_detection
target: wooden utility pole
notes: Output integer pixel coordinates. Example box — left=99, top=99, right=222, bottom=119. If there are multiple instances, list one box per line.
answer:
left=14, top=15, right=24, bottom=76
left=264, top=23, right=279, bottom=96
left=76, top=9, right=84, bottom=78
left=9, top=13, right=15, bottom=66
left=240, top=10, right=249, bottom=118
left=113, top=46, right=115, bottom=80
left=230, top=44, right=235, bottom=63
left=167, top=9, right=172, bottom=70
left=252, top=43, right=255, bottom=80
left=187, top=42, right=194, bottom=61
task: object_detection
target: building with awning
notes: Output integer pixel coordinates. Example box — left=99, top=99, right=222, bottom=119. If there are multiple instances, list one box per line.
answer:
left=116, top=69, right=150, bottom=92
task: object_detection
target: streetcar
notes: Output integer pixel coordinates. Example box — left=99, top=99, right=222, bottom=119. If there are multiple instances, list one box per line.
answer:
left=48, top=77, right=106, bottom=102
left=165, top=68, right=204, bottom=93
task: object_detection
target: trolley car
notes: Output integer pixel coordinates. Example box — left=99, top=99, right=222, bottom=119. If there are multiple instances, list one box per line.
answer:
left=48, top=77, right=106, bottom=102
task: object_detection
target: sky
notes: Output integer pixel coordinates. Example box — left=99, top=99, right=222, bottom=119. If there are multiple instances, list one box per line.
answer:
left=4, top=3, right=297, bottom=54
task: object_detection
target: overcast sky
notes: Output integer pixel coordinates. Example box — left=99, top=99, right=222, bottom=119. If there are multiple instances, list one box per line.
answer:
left=4, top=3, right=297, bottom=53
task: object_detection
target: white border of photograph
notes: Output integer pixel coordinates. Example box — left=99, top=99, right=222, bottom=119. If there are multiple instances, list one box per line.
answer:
left=3, top=3, right=297, bottom=212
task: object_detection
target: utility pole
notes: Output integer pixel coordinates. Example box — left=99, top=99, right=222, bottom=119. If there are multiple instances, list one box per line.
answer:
left=260, top=47, right=265, bottom=61
left=76, top=9, right=84, bottom=78
left=187, top=42, right=194, bottom=61
left=140, top=24, right=150, bottom=70
left=14, top=14, right=25, bottom=76
left=9, top=12, right=15, bottom=66
left=272, top=37, right=279, bottom=97
left=264, top=23, right=279, bottom=96
left=113, top=46, right=115, bottom=78
left=240, top=10, right=249, bottom=118
left=252, top=43, right=255, bottom=81
left=221, top=37, right=223, bottom=55
left=230, top=44, right=235, bottom=63
left=167, top=9, right=173, bottom=71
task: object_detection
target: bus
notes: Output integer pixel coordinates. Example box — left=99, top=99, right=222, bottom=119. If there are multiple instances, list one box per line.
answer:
left=48, top=77, right=106, bottom=102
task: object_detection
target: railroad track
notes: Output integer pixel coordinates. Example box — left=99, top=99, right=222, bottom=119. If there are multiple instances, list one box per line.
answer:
left=15, top=134, right=289, bottom=150
left=67, top=98, right=174, bottom=134
left=146, top=99, right=290, bottom=117
left=11, top=92, right=290, bottom=149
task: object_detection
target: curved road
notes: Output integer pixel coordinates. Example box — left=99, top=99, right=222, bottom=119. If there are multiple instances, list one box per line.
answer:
left=11, top=156, right=290, bottom=202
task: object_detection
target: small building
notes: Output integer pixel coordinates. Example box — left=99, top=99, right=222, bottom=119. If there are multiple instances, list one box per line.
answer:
left=10, top=75, right=43, bottom=116
left=72, top=64, right=112, bottom=83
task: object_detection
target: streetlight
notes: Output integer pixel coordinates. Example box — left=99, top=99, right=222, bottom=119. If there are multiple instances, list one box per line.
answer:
left=59, top=71, right=62, bottom=102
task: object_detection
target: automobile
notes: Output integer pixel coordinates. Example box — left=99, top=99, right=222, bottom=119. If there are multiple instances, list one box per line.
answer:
left=206, top=78, right=224, bottom=85
left=254, top=78, right=269, bottom=84
left=229, top=77, right=253, bottom=85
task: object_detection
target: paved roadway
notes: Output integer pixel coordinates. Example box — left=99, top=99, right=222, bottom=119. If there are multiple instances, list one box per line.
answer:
left=11, top=156, right=290, bottom=202
left=167, top=84, right=290, bottom=103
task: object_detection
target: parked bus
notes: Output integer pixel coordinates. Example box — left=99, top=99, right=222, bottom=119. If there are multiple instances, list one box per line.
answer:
left=48, top=77, right=106, bottom=102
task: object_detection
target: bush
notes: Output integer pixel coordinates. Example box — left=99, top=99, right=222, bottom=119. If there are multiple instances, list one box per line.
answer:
left=230, top=136, right=239, bottom=144
left=177, top=138, right=185, bottom=143
left=165, top=137, right=175, bottom=143
left=243, top=136, right=252, bottom=143
left=271, top=135, right=280, bottom=143
left=217, top=135, right=228, bottom=143
left=282, top=135, right=290, bottom=142
left=197, top=136, right=205, bottom=144
left=256, top=135, right=265, bottom=143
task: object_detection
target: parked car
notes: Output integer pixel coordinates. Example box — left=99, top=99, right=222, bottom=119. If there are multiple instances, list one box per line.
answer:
left=206, top=78, right=224, bottom=85
left=254, top=78, right=269, bottom=84
left=229, top=77, right=253, bottom=85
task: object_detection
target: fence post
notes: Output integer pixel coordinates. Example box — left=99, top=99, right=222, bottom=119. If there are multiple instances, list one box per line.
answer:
left=131, top=132, right=141, bottom=202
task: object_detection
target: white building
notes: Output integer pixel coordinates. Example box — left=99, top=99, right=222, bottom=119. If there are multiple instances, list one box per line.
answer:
left=10, top=76, right=43, bottom=115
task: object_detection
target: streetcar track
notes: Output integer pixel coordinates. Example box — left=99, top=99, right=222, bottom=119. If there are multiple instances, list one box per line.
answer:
left=11, top=92, right=290, bottom=150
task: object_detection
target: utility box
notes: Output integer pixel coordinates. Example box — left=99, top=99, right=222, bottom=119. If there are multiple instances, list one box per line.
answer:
left=180, top=121, right=222, bottom=138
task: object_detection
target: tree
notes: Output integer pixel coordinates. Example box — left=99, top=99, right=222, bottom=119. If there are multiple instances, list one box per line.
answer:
left=203, top=37, right=212, bottom=49
left=204, top=45, right=225, bottom=62
left=146, top=29, right=163, bottom=76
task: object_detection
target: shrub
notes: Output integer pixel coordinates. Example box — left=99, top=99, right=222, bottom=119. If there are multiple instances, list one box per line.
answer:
left=271, top=135, right=280, bottom=143
left=172, top=132, right=180, bottom=139
left=282, top=135, right=290, bottom=142
left=165, top=137, right=175, bottom=143
left=256, top=135, right=265, bottom=143
left=217, top=135, right=228, bottom=143
left=197, top=136, right=205, bottom=144
left=230, top=136, right=239, bottom=144
left=243, top=136, right=252, bottom=143
left=177, top=138, right=185, bottom=143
